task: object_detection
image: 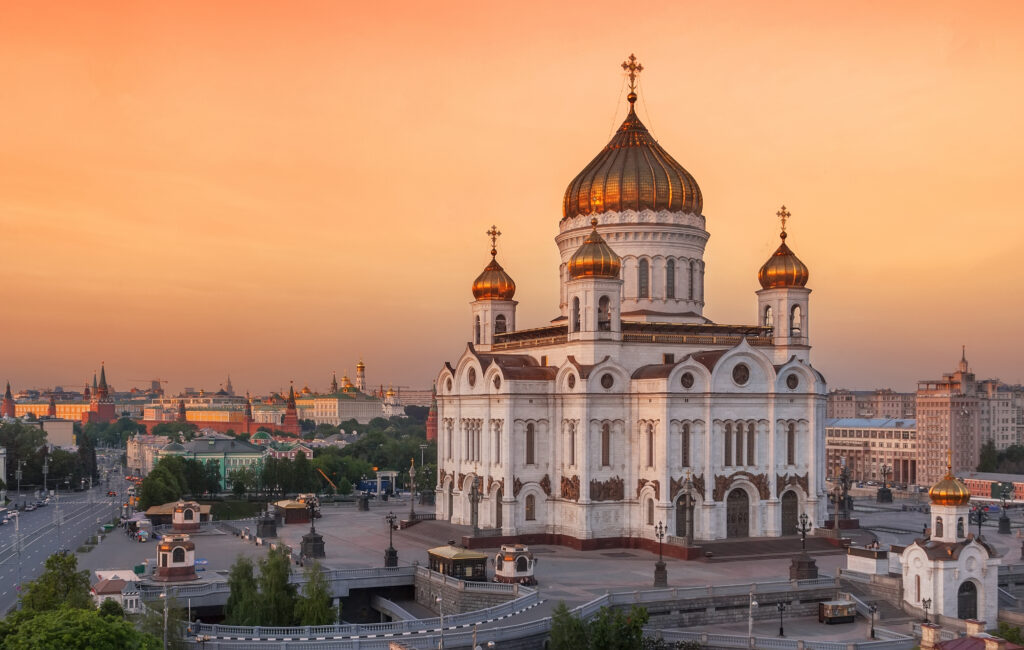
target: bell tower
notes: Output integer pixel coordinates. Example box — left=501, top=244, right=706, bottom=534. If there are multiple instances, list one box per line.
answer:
left=756, top=206, right=811, bottom=364
left=566, top=219, right=623, bottom=344
left=470, top=226, right=517, bottom=350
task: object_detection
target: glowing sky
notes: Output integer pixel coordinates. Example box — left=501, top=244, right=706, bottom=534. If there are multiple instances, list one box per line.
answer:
left=2, top=1, right=1023, bottom=395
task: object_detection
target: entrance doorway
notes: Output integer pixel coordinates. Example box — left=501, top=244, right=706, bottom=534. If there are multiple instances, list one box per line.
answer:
left=495, top=488, right=503, bottom=529
left=726, top=489, right=750, bottom=538
left=958, top=581, right=978, bottom=619
left=447, top=487, right=453, bottom=520
left=780, top=491, right=798, bottom=536
left=675, top=496, right=691, bottom=538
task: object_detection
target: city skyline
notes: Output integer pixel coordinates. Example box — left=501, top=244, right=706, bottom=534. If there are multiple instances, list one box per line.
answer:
left=3, top=1, right=1024, bottom=394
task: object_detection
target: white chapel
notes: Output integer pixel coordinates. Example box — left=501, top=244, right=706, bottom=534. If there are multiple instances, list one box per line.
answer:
left=435, top=57, right=828, bottom=547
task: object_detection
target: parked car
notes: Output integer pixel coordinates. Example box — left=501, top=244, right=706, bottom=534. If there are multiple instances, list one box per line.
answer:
left=24, top=504, right=36, bottom=511
left=107, top=491, right=117, bottom=496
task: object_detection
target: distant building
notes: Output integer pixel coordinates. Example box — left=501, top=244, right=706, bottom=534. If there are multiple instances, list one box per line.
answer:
left=126, top=434, right=171, bottom=477
left=154, top=435, right=266, bottom=490
left=827, top=388, right=915, bottom=419
left=825, top=418, right=918, bottom=485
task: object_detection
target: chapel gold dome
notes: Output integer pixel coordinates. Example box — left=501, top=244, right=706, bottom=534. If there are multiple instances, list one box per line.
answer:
left=568, top=218, right=622, bottom=279
left=562, top=92, right=702, bottom=220
left=472, top=254, right=516, bottom=301
left=929, top=472, right=971, bottom=507
left=758, top=231, right=810, bottom=290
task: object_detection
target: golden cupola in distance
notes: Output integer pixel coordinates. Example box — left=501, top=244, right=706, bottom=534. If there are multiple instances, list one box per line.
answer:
left=929, top=457, right=971, bottom=507
left=569, top=218, right=622, bottom=279
left=758, top=205, right=809, bottom=289
left=472, top=227, right=516, bottom=301
left=562, top=88, right=702, bottom=220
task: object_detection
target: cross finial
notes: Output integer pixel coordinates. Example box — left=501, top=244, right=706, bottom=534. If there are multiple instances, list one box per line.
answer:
left=777, top=205, right=790, bottom=233
left=486, top=225, right=501, bottom=256
left=621, top=54, right=643, bottom=94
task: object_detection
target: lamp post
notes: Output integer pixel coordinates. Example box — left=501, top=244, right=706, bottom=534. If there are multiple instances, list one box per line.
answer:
left=999, top=484, right=1012, bottom=534
left=776, top=602, right=786, bottom=637
left=408, top=459, right=417, bottom=520
left=971, top=505, right=988, bottom=541
left=436, top=596, right=445, bottom=650
left=681, top=472, right=695, bottom=546
left=922, top=597, right=932, bottom=623
left=797, top=512, right=810, bottom=551
left=15, top=461, right=25, bottom=507
left=653, top=521, right=667, bottom=587
left=747, top=592, right=759, bottom=639
left=41, top=457, right=48, bottom=497
left=868, top=604, right=877, bottom=639
left=384, top=511, right=398, bottom=567
left=420, top=444, right=427, bottom=469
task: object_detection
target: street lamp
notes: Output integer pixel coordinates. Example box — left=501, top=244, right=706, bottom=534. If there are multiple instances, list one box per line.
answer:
left=408, top=459, right=417, bottom=520
left=436, top=596, right=445, bottom=650
left=681, top=472, right=695, bottom=545
left=653, top=520, right=667, bottom=587
left=797, top=512, right=810, bottom=551
left=747, top=593, right=759, bottom=639
left=868, top=604, right=877, bottom=639
left=777, top=602, right=786, bottom=637
left=922, top=597, right=932, bottom=623
left=15, top=461, right=25, bottom=506
left=384, top=511, right=398, bottom=567
left=420, top=444, right=427, bottom=468
left=971, top=505, right=988, bottom=541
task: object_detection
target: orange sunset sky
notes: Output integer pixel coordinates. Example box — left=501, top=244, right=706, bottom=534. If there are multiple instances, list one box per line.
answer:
left=2, top=1, right=1023, bottom=396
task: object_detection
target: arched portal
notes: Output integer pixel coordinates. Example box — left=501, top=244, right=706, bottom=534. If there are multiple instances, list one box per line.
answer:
left=495, top=488, right=503, bottom=529
left=780, top=491, right=799, bottom=536
left=958, top=581, right=978, bottom=620
left=675, top=495, right=691, bottom=538
left=447, top=486, right=454, bottom=520
left=726, top=489, right=750, bottom=538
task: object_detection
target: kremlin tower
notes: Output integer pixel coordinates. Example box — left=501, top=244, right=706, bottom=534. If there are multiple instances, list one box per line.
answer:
left=1, top=383, right=15, bottom=418
left=425, top=384, right=438, bottom=442
left=83, top=364, right=116, bottom=424
left=279, top=384, right=301, bottom=435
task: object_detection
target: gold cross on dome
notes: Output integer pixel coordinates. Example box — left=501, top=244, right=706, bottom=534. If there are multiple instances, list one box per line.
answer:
left=487, top=225, right=501, bottom=254
left=621, top=54, right=643, bottom=93
left=776, top=205, right=791, bottom=233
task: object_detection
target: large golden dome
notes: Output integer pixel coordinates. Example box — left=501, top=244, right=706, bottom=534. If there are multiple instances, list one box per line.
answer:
left=569, top=218, right=622, bottom=279
left=562, top=92, right=702, bottom=220
left=758, top=208, right=809, bottom=290
left=929, top=461, right=971, bottom=507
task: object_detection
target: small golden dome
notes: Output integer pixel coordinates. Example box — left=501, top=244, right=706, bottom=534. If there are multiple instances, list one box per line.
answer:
left=758, top=209, right=809, bottom=290
left=386, top=387, right=395, bottom=398
left=569, top=218, right=622, bottom=279
left=929, top=456, right=971, bottom=506
left=356, top=360, right=365, bottom=370
left=562, top=92, right=702, bottom=220
left=472, top=250, right=516, bottom=301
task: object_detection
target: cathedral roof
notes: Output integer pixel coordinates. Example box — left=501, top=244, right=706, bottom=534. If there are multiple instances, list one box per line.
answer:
left=900, top=537, right=995, bottom=562
left=930, top=459, right=971, bottom=507
left=631, top=363, right=679, bottom=380
left=562, top=87, right=702, bottom=220
left=758, top=208, right=809, bottom=290
left=468, top=347, right=558, bottom=381
left=690, top=350, right=729, bottom=372
left=568, top=219, right=622, bottom=279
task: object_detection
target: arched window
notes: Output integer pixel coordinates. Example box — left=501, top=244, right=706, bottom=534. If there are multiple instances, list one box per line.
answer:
left=957, top=517, right=965, bottom=538
left=916, top=575, right=921, bottom=603
left=935, top=516, right=944, bottom=537
left=688, top=260, right=695, bottom=300
left=638, top=259, right=650, bottom=298
left=666, top=259, right=676, bottom=299
left=172, top=547, right=185, bottom=563
left=646, top=498, right=654, bottom=525
left=597, top=296, right=611, bottom=331
left=446, top=421, right=453, bottom=461
left=746, top=423, right=755, bottom=466
left=681, top=423, right=690, bottom=467
left=525, top=423, right=535, bottom=465
left=525, top=494, right=535, bottom=521
left=475, top=316, right=481, bottom=344
left=601, top=423, right=611, bottom=467
left=646, top=423, right=654, bottom=468
left=724, top=423, right=732, bottom=467
left=494, top=314, right=507, bottom=335
left=183, top=509, right=194, bottom=521
left=790, top=305, right=802, bottom=337
left=764, top=305, right=774, bottom=328
left=516, top=556, right=528, bottom=572
left=787, top=423, right=796, bottom=466
left=572, top=297, right=581, bottom=332
left=735, top=423, right=744, bottom=467
left=568, top=422, right=576, bottom=466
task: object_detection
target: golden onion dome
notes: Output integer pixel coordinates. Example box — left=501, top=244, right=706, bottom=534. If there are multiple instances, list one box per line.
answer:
left=929, top=456, right=971, bottom=506
left=562, top=91, right=702, bottom=220
left=569, top=218, right=622, bottom=279
left=758, top=207, right=809, bottom=289
left=356, top=360, right=365, bottom=370
left=472, top=250, right=516, bottom=301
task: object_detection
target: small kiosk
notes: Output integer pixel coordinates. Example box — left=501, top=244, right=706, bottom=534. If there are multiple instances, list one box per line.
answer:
left=818, top=599, right=856, bottom=624
left=428, top=543, right=488, bottom=582
left=153, top=534, right=198, bottom=582
left=493, top=544, right=537, bottom=585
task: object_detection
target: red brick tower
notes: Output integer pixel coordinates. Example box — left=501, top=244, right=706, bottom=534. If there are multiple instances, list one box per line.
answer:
left=47, top=395, right=57, bottom=418
left=244, top=394, right=254, bottom=434
left=1, top=383, right=15, bottom=418
left=176, top=399, right=187, bottom=423
left=280, top=384, right=300, bottom=435
left=425, top=384, right=438, bottom=442
left=83, top=364, right=116, bottom=424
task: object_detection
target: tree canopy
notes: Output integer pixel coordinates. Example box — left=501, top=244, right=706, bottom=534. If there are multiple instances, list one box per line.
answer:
left=2, top=607, right=159, bottom=650
left=21, top=552, right=92, bottom=613
left=294, top=562, right=334, bottom=626
left=549, top=603, right=649, bottom=650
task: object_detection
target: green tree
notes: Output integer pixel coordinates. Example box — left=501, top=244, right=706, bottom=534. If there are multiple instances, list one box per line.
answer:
left=293, top=452, right=314, bottom=493
left=2, top=607, right=159, bottom=650
left=256, top=547, right=296, bottom=626
left=204, top=459, right=223, bottom=494
left=225, top=556, right=260, bottom=626
left=138, top=596, right=186, bottom=650
left=229, top=468, right=253, bottom=497
left=549, top=602, right=588, bottom=650
left=978, top=439, right=999, bottom=472
left=998, top=622, right=1024, bottom=644
left=21, top=552, right=92, bottom=613
left=294, top=561, right=334, bottom=626
left=97, top=599, right=124, bottom=619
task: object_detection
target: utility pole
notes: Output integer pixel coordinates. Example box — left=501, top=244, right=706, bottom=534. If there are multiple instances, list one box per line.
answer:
left=14, top=513, right=22, bottom=610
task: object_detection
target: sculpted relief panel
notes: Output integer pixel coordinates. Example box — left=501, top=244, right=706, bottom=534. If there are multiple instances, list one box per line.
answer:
left=590, top=476, right=625, bottom=502
left=713, top=471, right=770, bottom=502
left=561, top=475, right=581, bottom=501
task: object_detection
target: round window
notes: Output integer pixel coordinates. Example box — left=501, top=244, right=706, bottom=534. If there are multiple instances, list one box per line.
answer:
left=786, top=374, right=799, bottom=390
left=567, top=374, right=576, bottom=389
left=468, top=368, right=477, bottom=387
left=446, top=378, right=452, bottom=392
left=493, top=376, right=501, bottom=389
left=732, top=363, right=750, bottom=386
left=600, top=373, right=614, bottom=389
left=680, top=372, right=694, bottom=389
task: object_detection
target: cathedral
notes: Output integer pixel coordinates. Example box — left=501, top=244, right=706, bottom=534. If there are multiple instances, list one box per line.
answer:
left=435, top=57, right=828, bottom=548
